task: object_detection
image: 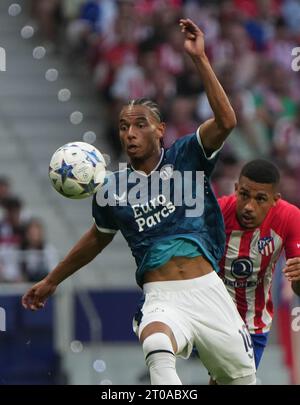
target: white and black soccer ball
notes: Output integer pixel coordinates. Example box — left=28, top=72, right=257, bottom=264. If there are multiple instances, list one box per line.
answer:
left=49, top=142, right=106, bottom=199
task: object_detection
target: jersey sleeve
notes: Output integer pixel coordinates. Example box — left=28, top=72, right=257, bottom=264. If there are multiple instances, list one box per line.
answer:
left=172, top=128, right=223, bottom=177
left=284, top=205, right=300, bottom=259
left=196, top=127, right=223, bottom=177
left=92, top=193, right=119, bottom=234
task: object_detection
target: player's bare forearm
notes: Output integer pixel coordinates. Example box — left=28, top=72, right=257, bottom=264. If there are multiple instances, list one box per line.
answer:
left=193, top=54, right=236, bottom=128
left=283, top=257, right=300, bottom=282
left=179, top=18, right=236, bottom=151
left=283, top=258, right=300, bottom=296
left=292, top=281, right=300, bottom=296
left=22, top=225, right=114, bottom=310
left=46, top=224, right=113, bottom=286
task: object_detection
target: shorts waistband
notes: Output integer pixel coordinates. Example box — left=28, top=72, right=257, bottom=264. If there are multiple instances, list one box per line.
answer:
left=143, top=271, right=219, bottom=293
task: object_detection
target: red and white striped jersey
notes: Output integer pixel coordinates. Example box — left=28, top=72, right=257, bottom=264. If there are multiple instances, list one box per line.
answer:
left=218, top=195, right=300, bottom=334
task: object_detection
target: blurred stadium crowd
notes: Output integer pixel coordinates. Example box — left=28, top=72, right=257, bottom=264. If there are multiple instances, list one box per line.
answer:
left=0, top=0, right=298, bottom=384
left=29, top=0, right=300, bottom=206
left=3, top=0, right=299, bottom=285
left=0, top=176, right=57, bottom=283
left=24, top=1, right=300, bottom=383
left=0, top=2, right=297, bottom=288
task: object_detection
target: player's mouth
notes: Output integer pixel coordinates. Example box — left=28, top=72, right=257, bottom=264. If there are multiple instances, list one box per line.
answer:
left=241, top=213, right=255, bottom=225
left=127, top=144, right=139, bottom=153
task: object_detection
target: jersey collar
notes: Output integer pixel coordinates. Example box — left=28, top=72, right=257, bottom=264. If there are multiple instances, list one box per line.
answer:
left=128, top=148, right=165, bottom=177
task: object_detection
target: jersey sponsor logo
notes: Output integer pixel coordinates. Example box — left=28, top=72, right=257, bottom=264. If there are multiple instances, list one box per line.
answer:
left=159, top=164, right=174, bottom=180
left=258, top=236, right=274, bottom=256
left=223, top=277, right=262, bottom=288
left=132, top=194, right=176, bottom=232
left=231, top=257, right=253, bottom=279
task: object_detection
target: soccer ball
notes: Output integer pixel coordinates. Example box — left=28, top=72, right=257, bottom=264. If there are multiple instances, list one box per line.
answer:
left=49, top=142, right=106, bottom=199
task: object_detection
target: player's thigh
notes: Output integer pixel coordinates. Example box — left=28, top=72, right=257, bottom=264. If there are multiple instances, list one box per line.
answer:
left=193, top=282, right=256, bottom=383
left=140, top=321, right=178, bottom=352
left=133, top=295, right=192, bottom=357
left=195, top=322, right=255, bottom=384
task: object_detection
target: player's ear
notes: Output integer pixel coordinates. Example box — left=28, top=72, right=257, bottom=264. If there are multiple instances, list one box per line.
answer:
left=234, top=182, right=238, bottom=193
left=158, top=122, right=166, bottom=134
left=273, top=192, right=281, bottom=205
left=157, top=122, right=166, bottom=140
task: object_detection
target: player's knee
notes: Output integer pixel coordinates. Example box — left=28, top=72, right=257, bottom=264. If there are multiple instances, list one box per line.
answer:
left=143, top=332, right=174, bottom=359
left=226, top=373, right=256, bottom=385
left=142, top=332, right=182, bottom=385
left=143, top=332, right=176, bottom=371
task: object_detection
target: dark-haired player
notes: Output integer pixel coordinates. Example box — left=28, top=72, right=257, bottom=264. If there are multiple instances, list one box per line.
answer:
left=22, top=19, right=256, bottom=385
left=218, top=159, right=300, bottom=368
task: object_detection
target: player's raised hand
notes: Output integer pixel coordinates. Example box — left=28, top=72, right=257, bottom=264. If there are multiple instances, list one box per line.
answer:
left=22, top=278, right=57, bottom=311
left=179, top=18, right=205, bottom=58
left=283, top=257, right=300, bottom=281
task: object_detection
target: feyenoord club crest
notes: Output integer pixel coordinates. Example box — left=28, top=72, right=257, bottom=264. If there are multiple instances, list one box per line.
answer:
left=159, top=164, right=174, bottom=180
left=258, top=236, right=275, bottom=256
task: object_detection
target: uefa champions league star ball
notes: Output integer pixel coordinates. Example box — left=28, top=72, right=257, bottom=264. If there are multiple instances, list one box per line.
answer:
left=49, top=142, right=106, bottom=199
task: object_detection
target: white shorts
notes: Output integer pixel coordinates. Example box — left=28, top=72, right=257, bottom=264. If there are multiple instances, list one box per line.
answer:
left=133, top=271, right=255, bottom=384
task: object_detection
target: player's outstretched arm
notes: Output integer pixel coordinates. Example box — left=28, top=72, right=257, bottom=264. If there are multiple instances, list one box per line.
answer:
left=179, top=18, right=236, bottom=152
left=283, top=258, right=300, bottom=296
left=22, top=224, right=114, bottom=310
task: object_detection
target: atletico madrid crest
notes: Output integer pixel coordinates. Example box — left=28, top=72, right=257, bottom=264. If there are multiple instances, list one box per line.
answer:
left=258, top=236, right=275, bottom=256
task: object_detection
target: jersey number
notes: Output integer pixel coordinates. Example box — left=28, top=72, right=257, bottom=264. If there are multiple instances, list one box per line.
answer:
left=238, top=324, right=253, bottom=355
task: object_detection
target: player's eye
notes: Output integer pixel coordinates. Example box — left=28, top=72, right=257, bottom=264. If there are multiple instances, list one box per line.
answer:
left=120, top=124, right=128, bottom=131
left=256, top=196, right=267, bottom=203
left=137, top=122, right=146, bottom=128
left=239, top=191, right=248, bottom=199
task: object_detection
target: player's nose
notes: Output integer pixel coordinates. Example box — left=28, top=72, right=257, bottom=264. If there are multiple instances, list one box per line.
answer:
left=127, top=125, right=136, bottom=139
left=244, top=201, right=255, bottom=212
left=127, top=125, right=137, bottom=140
